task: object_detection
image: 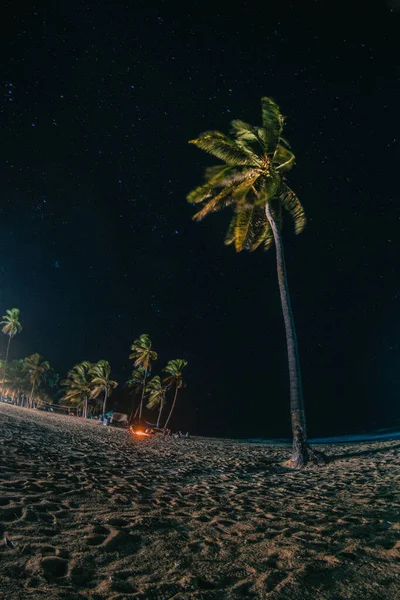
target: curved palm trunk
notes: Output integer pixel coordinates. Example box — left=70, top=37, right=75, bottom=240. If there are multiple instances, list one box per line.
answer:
left=102, top=388, right=108, bottom=420
left=29, top=379, right=36, bottom=410
left=138, top=368, right=147, bottom=422
left=163, top=385, right=179, bottom=431
left=156, top=400, right=164, bottom=428
left=0, top=335, right=12, bottom=399
left=84, top=395, right=88, bottom=419
left=265, top=203, right=308, bottom=467
left=128, top=398, right=140, bottom=426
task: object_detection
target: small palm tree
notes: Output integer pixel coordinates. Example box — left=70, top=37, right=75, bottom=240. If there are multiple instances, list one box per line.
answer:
left=61, top=361, right=93, bottom=418
left=162, top=359, right=188, bottom=430
left=187, top=97, right=322, bottom=467
left=90, top=360, right=118, bottom=419
left=129, top=334, right=158, bottom=422
left=0, top=308, right=22, bottom=398
left=126, top=366, right=146, bottom=423
left=22, top=353, right=50, bottom=409
left=23, top=352, right=50, bottom=408
left=145, top=375, right=166, bottom=427
left=4, top=359, right=28, bottom=405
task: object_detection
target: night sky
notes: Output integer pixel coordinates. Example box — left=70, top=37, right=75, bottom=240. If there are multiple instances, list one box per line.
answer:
left=1, top=2, right=399, bottom=438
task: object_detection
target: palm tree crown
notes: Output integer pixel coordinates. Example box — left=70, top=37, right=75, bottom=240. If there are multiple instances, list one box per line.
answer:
left=129, top=334, right=158, bottom=422
left=146, top=375, right=166, bottom=427
left=1, top=308, right=22, bottom=338
left=23, top=353, right=50, bottom=385
left=126, top=367, right=146, bottom=394
left=22, top=353, right=50, bottom=408
left=129, top=334, right=158, bottom=371
left=90, top=360, right=118, bottom=418
left=60, top=361, right=94, bottom=416
left=163, top=359, right=188, bottom=389
left=187, top=97, right=305, bottom=252
left=145, top=375, right=166, bottom=410
left=90, top=360, right=118, bottom=400
left=162, top=359, right=188, bottom=430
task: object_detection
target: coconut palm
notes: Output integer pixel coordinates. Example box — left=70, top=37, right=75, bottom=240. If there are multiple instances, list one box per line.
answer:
left=145, top=375, right=166, bottom=427
left=129, top=334, right=158, bottom=422
left=22, top=353, right=50, bottom=409
left=90, top=360, right=118, bottom=419
left=0, top=308, right=22, bottom=398
left=4, top=359, right=28, bottom=405
left=162, top=359, right=187, bottom=430
left=126, top=367, right=146, bottom=424
left=187, top=97, right=324, bottom=467
left=60, top=361, right=93, bottom=418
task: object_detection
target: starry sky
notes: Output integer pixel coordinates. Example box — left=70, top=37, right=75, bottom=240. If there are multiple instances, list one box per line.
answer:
left=1, top=1, right=399, bottom=437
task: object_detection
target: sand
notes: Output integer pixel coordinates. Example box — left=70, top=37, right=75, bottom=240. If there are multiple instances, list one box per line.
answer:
left=0, top=404, right=399, bottom=600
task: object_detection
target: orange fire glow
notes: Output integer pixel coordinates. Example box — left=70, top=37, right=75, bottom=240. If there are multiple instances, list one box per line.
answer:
left=131, top=429, right=150, bottom=437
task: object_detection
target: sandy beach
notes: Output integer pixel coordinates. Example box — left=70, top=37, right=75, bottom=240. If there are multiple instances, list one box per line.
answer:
left=0, top=404, right=399, bottom=599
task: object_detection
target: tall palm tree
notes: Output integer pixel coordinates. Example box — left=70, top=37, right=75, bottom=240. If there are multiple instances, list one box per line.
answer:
left=187, top=97, right=323, bottom=467
left=22, top=353, right=50, bottom=409
left=61, top=361, right=93, bottom=418
left=126, top=366, right=146, bottom=424
left=145, top=375, right=166, bottom=427
left=129, top=334, right=158, bottom=422
left=0, top=308, right=22, bottom=398
left=90, top=360, right=118, bottom=419
left=162, top=359, right=187, bottom=430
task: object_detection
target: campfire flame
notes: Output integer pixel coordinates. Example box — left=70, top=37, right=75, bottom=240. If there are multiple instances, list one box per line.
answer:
left=130, top=428, right=150, bottom=437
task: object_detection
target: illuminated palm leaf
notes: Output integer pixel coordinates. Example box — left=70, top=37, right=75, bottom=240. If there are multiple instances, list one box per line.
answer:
left=260, top=97, right=283, bottom=153
left=193, top=175, right=258, bottom=221
left=274, top=144, right=295, bottom=172
left=189, top=131, right=258, bottom=166
left=280, top=185, right=306, bottom=234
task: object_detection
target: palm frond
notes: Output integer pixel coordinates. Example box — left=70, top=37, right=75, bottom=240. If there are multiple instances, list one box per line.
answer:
left=187, top=166, right=255, bottom=205
left=145, top=375, right=166, bottom=410
left=192, top=175, right=259, bottom=222
left=274, top=144, right=295, bottom=172
left=280, top=185, right=306, bottom=234
left=233, top=205, right=271, bottom=252
left=189, top=131, right=258, bottom=166
left=260, top=97, right=284, bottom=153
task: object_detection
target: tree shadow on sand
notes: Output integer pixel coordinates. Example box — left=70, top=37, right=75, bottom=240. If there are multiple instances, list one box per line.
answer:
left=328, top=442, right=400, bottom=462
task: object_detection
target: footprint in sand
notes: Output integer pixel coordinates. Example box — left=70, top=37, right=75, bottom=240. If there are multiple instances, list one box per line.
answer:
left=40, top=556, right=69, bottom=580
left=263, top=570, right=288, bottom=592
left=0, top=496, right=21, bottom=506
left=0, top=504, right=23, bottom=522
left=85, top=523, right=139, bottom=552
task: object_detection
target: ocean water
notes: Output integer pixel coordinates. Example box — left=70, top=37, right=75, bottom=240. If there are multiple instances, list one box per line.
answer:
left=247, top=430, right=400, bottom=445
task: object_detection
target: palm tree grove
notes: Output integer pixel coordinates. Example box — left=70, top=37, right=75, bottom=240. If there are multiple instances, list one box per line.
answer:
left=0, top=308, right=187, bottom=430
